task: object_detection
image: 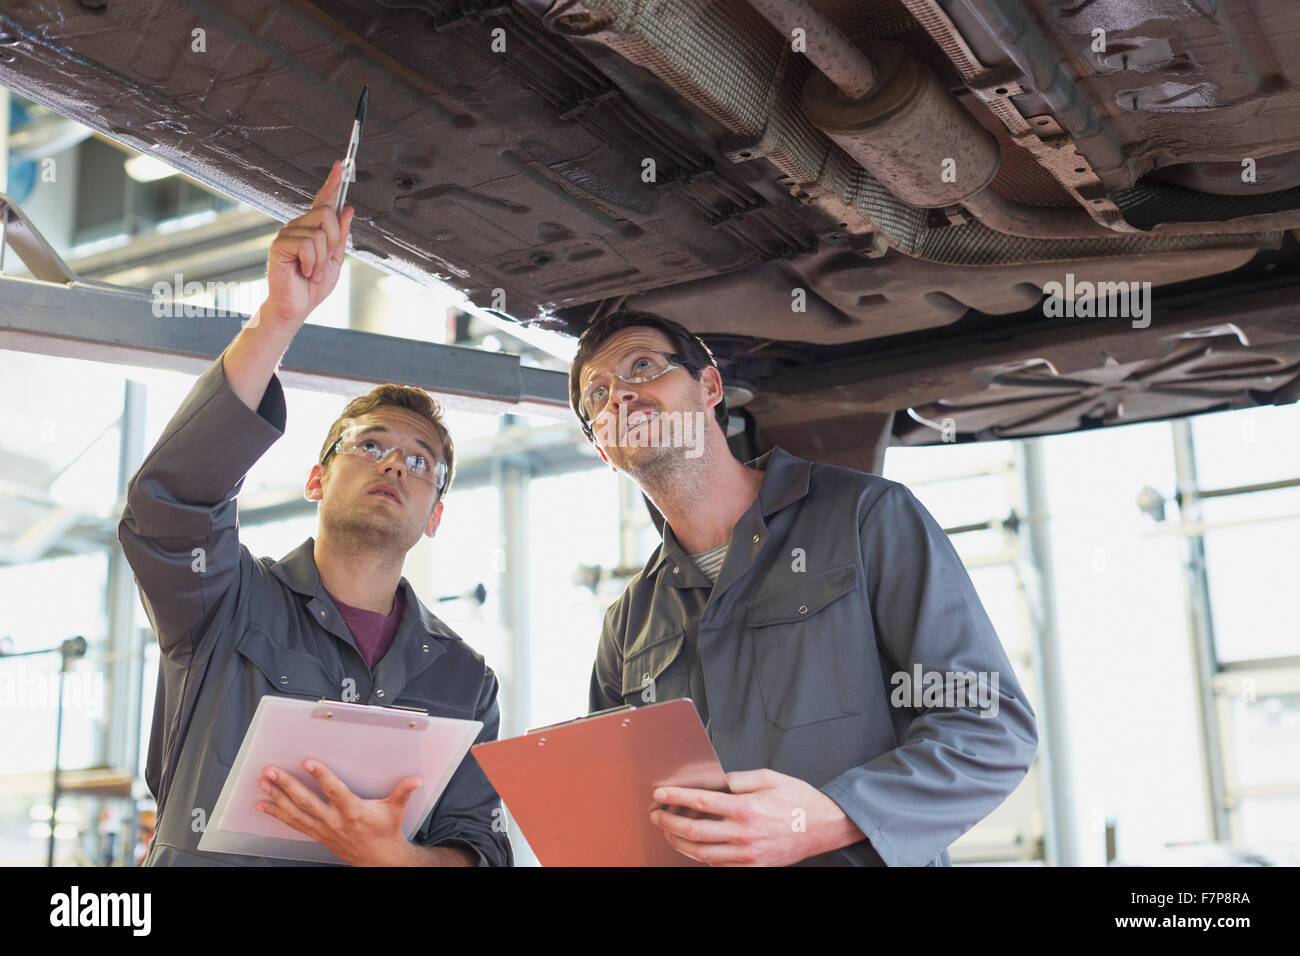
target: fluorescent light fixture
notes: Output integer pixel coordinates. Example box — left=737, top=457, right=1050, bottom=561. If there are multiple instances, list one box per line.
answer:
left=156, top=208, right=218, bottom=234
left=123, top=153, right=177, bottom=183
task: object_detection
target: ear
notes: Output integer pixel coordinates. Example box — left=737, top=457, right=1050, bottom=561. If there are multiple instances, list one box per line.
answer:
left=699, top=365, right=725, bottom=410
left=423, top=500, right=445, bottom=539
left=305, top=463, right=326, bottom=502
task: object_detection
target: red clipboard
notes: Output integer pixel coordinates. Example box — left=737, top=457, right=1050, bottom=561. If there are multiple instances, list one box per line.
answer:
left=472, top=698, right=728, bottom=866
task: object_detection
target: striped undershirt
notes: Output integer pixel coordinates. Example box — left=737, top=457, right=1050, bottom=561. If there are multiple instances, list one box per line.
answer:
left=689, top=541, right=729, bottom=584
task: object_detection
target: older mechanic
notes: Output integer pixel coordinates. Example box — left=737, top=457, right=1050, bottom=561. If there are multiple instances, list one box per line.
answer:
left=572, top=309, right=1038, bottom=866
left=119, top=162, right=511, bottom=866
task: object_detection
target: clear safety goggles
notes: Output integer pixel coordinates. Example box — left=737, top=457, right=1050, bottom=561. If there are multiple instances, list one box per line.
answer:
left=580, top=349, right=688, bottom=422
left=323, top=424, right=448, bottom=491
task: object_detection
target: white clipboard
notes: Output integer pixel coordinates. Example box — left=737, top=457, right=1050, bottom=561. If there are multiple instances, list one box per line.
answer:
left=197, top=695, right=481, bottom=864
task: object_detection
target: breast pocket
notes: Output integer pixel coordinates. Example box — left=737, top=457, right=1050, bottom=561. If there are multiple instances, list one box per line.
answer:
left=747, top=563, right=877, bottom=730
left=216, top=626, right=343, bottom=766
left=619, top=631, right=688, bottom=708
left=236, top=626, right=342, bottom=700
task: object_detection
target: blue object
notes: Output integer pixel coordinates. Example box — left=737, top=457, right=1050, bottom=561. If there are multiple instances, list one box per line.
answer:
left=7, top=99, right=37, bottom=202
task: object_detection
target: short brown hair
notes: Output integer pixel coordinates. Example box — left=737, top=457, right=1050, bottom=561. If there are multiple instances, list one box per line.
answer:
left=318, top=385, right=455, bottom=497
left=568, top=309, right=728, bottom=442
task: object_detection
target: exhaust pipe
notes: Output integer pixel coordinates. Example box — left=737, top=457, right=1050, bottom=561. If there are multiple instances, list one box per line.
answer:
left=748, top=0, right=1000, bottom=208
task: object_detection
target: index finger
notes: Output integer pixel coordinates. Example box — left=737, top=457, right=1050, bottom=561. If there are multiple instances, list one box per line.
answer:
left=651, top=786, right=735, bottom=817
left=311, top=161, right=343, bottom=211
left=303, top=759, right=358, bottom=807
left=263, top=765, right=331, bottom=815
left=650, top=806, right=739, bottom=843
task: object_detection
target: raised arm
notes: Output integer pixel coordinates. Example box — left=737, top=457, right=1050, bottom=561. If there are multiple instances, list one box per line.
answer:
left=117, top=163, right=355, bottom=660
left=225, top=160, right=356, bottom=408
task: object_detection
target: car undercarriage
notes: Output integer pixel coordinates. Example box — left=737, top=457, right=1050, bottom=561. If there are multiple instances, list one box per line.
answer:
left=1, top=0, right=1298, bottom=469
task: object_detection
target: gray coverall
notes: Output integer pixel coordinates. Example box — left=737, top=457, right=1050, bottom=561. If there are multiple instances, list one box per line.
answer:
left=589, top=447, right=1039, bottom=866
left=119, top=349, right=512, bottom=866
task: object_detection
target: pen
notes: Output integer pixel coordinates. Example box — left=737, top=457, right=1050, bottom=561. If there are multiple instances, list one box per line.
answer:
left=336, top=85, right=368, bottom=219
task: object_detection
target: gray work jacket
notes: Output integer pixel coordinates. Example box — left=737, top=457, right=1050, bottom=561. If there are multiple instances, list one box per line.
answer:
left=118, top=349, right=512, bottom=867
left=589, top=447, right=1038, bottom=866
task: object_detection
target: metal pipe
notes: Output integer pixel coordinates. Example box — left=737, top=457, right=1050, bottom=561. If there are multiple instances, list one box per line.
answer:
left=0, top=86, right=9, bottom=195
left=749, top=1, right=1002, bottom=208
left=1189, top=476, right=1300, bottom=501
left=0, top=86, right=8, bottom=273
left=800, top=39, right=1001, bottom=208
left=747, top=0, right=878, bottom=99
left=964, top=184, right=1300, bottom=239
left=962, top=189, right=1119, bottom=240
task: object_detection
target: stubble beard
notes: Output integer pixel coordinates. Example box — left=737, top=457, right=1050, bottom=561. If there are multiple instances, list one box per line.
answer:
left=320, top=490, right=417, bottom=558
left=611, top=434, right=674, bottom=478
left=615, top=410, right=714, bottom=510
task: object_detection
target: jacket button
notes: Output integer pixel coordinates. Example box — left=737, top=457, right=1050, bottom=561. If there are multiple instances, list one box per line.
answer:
left=798, top=605, right=808, bottom=614
left=421, top=644, right=430, bottom=653
left=673, top=566, right=680, bottom=574
left=279, top=675, right=289, bottom=684
left=376, top=689, right=385, bottom=698
left=752, top=534, right=760, bottom=543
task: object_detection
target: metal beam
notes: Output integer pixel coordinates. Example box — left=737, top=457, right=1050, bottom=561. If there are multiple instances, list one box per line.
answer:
left=496, top=453, right=531, bottom=739
left=1170, top=419, right=1231, bottom=842
left=68, top=207, right=278, bottom=287
left=103, top=381, right=146, bottom=777
left=1017, top=438, right=1077, bottom=865
left=96, top=379, right=147, bottom=866
left=0, top=274, right=571, bottom=416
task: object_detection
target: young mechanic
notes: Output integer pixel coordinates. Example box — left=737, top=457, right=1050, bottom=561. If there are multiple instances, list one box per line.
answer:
left=119, top=162, right=511, bottom=866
